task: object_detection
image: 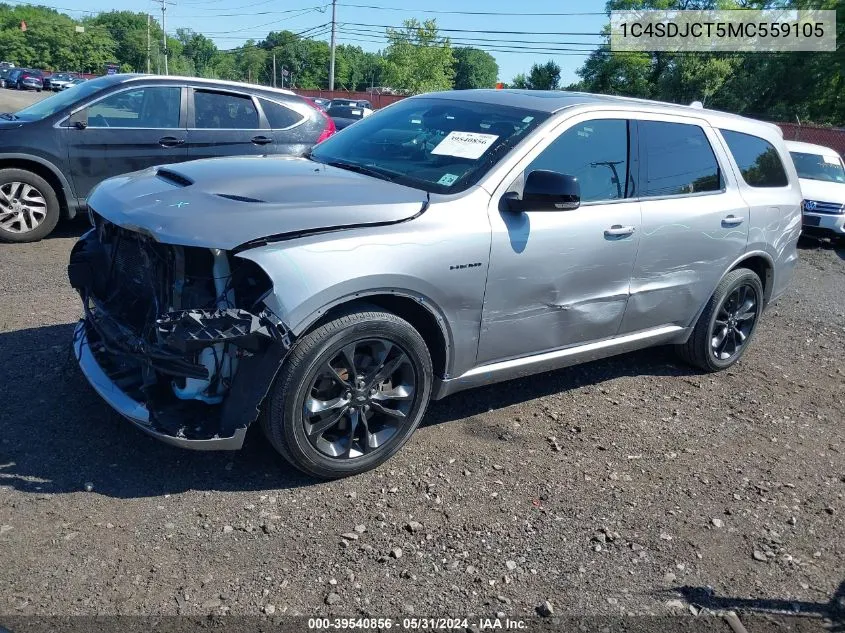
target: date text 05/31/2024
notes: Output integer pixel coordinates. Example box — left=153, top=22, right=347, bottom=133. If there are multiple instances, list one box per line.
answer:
left=308, top=617, right=529, bottom=630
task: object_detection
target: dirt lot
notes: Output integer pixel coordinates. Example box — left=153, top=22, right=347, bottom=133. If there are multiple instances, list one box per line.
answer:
left=0, top=90, right=843, bottom=625
left=0, top=86, right=50, bottom=111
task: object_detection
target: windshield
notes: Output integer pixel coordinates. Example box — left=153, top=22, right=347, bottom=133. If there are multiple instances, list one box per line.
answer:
left=14, top=76, right=111, bottom=120
left=309, top=97, right=549, bottom=194
left=790, top=151, right=845, bottom=183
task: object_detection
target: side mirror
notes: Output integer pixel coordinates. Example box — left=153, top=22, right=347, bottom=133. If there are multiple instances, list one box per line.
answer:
left=68, top=109, right=88, bottom=129
left=505, top=170, right=580, bottom=212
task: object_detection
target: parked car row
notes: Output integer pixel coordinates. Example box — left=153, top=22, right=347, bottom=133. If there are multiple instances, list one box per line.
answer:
left=305, top=97, right=375, bottom=130
left=0, top=68, right=88, bottom=91
left=44, top=72, right=81, bottom=91
left=1, top=68, right=44, bottom=91
left=63, top=87, right=809, bottom=479
left=0, top=73, right=335, bottom=242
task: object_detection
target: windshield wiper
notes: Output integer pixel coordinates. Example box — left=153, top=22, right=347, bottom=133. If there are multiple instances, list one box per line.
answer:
left=320, top=159, right=399, bottom=183
left=0, top=113, right=18, bottom=120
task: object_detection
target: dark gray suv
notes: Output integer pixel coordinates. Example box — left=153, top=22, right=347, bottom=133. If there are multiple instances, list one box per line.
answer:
left=0, top=73, right=335, bottom=242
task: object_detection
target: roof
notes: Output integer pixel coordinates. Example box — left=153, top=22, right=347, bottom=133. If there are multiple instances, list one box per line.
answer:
left=419, top=89, right=777, bottom=131
left=785, top=139, right=841, bottom=156
left=105, top=73, right=296, bottom=97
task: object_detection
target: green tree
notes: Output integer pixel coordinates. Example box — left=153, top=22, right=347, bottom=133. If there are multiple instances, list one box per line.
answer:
left=574, top=0, right=845, bottom=125
left=239, top=41, right=267, bottom=84
left=87, top=11, right=160, bottom=72
left=577, top=50, right=654, bottom=97
left=384, top=19, right=455, bottom=94
left=334, top=45, right=385, bottom=91
left=511, top=61, right=561, bottom=90
left=359, top=51, right=387, bottom=90
left=452, top=46, right=498, bottom=89
left=527, top=60, right=561, bottom=90
left=260, top=30, right=329, bottom=88
left=511, top=73, right=529, bottom=89
left=177, top=28, right=217, bottom=77
left=0, top=4, right=115, bottom=71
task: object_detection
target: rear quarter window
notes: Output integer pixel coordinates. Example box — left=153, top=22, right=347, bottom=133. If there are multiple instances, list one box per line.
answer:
left=260, top=98, right=305, bottom=129
left=720, top=129, right=789, bottom=187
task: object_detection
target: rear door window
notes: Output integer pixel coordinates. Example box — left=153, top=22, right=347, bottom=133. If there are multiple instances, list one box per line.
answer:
left=639, top=121, right=722, bottom=197
left=194, top=90, right=259, bottom=129
left=720, top=130, right=788, bottom=187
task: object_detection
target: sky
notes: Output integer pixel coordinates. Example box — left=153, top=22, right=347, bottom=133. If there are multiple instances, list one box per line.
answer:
left=57, top=0, right=610, bottom=85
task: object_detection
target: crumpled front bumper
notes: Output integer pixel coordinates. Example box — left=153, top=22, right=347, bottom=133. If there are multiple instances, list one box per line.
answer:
left=73, top=320, right=247, bottom=450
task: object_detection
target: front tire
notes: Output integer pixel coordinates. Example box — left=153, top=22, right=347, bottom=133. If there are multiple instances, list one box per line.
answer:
left=261, top=309, right=433, bottom=479
left=676, top=268, right=764, bottom=372
left=0, top=168, right=61, bottom=243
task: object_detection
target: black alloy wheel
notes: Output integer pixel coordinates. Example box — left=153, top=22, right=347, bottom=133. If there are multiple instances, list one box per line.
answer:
left=261, top=309, right=433, bottom=479
left=303, top=338, right=417, bottom=459
left=710, top=283, right=760, bottom=362
left=676, top=267, right=764, bottom=372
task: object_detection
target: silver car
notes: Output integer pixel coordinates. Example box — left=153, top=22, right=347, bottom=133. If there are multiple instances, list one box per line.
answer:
left=69, top=90, right=802, bottom=478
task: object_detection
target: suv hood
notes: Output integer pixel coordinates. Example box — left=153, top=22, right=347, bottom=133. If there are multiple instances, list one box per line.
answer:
left=798, top=177, right=845, bottom=204
left=87, top=156, right=429, bottom=250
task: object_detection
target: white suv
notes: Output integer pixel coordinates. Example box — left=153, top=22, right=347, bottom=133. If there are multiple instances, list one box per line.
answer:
left=787, top=140, right=845, bottom=242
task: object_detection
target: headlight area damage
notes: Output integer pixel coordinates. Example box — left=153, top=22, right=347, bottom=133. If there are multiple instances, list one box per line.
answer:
left=67, top=217, right=293, bottom=449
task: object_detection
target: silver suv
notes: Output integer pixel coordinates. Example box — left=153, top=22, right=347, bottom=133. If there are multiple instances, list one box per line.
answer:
left=68, top=90, right=802, bottom=478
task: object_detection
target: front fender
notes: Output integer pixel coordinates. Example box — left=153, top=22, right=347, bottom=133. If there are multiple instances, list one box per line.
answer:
left=234, top=201, right=492, bottom=379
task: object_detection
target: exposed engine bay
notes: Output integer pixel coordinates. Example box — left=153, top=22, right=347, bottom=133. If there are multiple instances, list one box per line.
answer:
left=68, top=213, right=293, bottom=444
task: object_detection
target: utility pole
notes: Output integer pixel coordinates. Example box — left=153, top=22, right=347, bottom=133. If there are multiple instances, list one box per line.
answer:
left=328, top=0, right=337, bottom=91
left=272, top=53, right=276, bottom=88
left=159, top=0, right=174, bottom=75
left=146, top=13, right=151, bottom=74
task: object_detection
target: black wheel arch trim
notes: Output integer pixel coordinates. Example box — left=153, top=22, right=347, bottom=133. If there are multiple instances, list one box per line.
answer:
left=290, top=288, right=454, bottom=381
left=685, top=250, right=776, bottom=335
left=0, top=153, right=78, bottom=218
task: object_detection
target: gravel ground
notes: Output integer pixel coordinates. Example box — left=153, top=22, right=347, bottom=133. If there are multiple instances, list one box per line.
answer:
left=0, top=87, right=50, bottom=111
left=0, top=91, right=843, bottom=624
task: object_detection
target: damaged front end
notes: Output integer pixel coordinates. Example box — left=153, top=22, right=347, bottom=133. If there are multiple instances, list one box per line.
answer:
left=68, top=214, right=293, bottom=449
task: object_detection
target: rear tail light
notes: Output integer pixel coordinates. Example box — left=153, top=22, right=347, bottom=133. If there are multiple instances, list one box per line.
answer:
left=302, top=97, right=336, bottom=143
left=316, top=117, right=336, bottom=143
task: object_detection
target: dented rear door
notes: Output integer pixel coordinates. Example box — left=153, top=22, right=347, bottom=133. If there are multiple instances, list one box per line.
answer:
left=619, top=117, right=749, bottom=334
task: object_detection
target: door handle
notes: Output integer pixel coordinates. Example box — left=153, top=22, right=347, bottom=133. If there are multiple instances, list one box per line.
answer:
left=159, top=136, right=185, bottom=147
left=251, top=135, right=273, bottom=145
left=604, top=225, right=636, bottom=238
left=721, top=215, right=744, bottom=227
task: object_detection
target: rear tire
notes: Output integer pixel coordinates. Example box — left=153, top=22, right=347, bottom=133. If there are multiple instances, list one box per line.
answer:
left=0, top=168, right=60, bottom=243
left=261, top=309, right=433, bottom=479
left=675, top=268, right=764, bottom=372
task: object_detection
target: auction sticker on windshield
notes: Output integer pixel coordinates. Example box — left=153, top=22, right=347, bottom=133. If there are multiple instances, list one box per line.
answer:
left=431, top=131, right=499, bottom=160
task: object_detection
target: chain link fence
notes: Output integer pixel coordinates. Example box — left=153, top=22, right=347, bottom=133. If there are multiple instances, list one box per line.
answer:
left=776, top=123, right=845, bottom=157
left=293, top=89, right=406, bottom=109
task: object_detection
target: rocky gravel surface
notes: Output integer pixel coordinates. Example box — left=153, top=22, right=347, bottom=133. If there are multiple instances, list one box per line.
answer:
left=1, top=225, right=842, bottom=623
left=0, top=86, right=841, bottom=623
